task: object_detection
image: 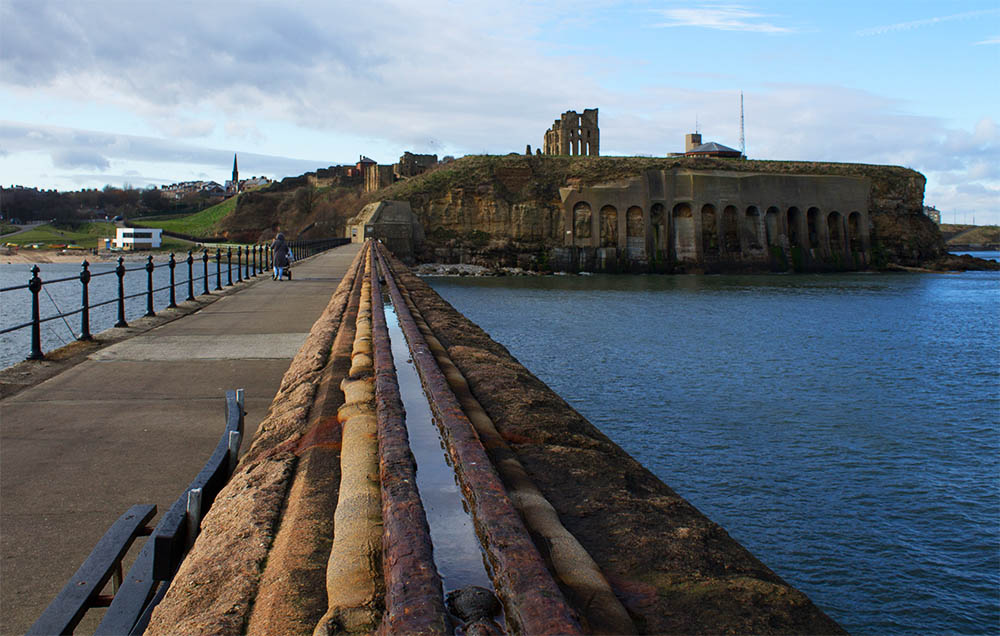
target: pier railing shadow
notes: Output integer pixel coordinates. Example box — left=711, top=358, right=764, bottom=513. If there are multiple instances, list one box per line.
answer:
left=0, top=238, right=349, bottom=362
left=27, top=389, right=247, bottom=636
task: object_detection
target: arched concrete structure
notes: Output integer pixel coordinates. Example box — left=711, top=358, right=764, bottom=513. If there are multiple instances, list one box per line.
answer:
left=573, top=202, right=592, bottom=246
left=600, top=205, right=618, bottom=247
left=722, top=205, right=740, bottom=255
left=807, top=207, right=822, bottom=251
left=787, top=207, right=804, bottom=249
left=701, top=204, right=718, bottom=258
left=672, top=203, right=696, bottom=261
left=828, top=211, right=845, bottom=256
left=745, top=206, right=763, bottom=250
left=555, top=169, right=872, bottom=272
left=765, top=206, right=781, bottom=247
left=650, top=203, right=667, bottom=261
left=626, top=206, right=644, bottom=261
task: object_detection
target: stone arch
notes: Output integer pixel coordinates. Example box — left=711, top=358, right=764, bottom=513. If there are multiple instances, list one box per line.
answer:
left=828, top=211, right=845, bottom=255
left=722, top=205, right=740, bottom=254
left=848, top=211, right=864, bottom=253
left=787, top=207, right=804, bottom=248
left=701, top=204, right=718, bottom=257
left=650, top=203, right=667, bottom=258
left=672, top=203, right=695, bottom=260
left=745, top=206, right=762, bottom=249
left=765, top=206, right=780, bottom=246
left=627, top=206, right=644, bottom=238
left=573, top=202, right=592, bottom=244
left=807, top=207, right=822, bottom=249
left=600, top=205, right=618, bottom=247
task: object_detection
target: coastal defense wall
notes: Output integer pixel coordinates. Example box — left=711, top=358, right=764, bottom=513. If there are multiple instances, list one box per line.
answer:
left=557, top=170, right=872, bottom=272
left=374, top=155, right=934, bottom=272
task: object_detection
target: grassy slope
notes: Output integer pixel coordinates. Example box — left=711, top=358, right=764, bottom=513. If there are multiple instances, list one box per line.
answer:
left=3, top=222, right=116, bottom=247
left=377, top=154, right=922, bottom=206
left=938, top=224, right=1000, bottom=246
left=135, top=196, right=237, bottom=237
left=4, top=222, right=192, bottom=251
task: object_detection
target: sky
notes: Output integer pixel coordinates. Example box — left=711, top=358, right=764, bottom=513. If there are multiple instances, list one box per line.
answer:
left=1, top=0, right=997, bottom=224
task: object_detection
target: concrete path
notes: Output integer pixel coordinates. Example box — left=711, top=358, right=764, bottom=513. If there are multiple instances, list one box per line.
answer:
left=0, top=243, right=361, bottom=635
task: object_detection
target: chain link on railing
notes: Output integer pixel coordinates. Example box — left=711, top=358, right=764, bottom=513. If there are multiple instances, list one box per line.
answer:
left=0, top=238, right=348, bottom=362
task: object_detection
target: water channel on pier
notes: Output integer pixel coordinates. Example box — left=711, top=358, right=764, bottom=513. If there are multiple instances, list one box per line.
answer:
left=383, top=301, right=500, bottom=614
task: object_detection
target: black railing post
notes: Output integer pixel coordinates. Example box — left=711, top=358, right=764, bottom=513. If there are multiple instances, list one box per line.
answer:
left=237, top=246, right=243, bottom=282
left=252, top=245, right=257, bottom=277
left=167, top=253, right=177, bottom=308
left=244, top=246, right=249, bottom=279
left=227, top=247, right=233, bottom=286
left=266, top=244, right=271, bottom=271
left=79, top=261, right=92, bottom=341
left=186, top=250, right=195, bottom=301
left=115, top=257, right=128, bottom=328
left=145, top=255, right=155, bottom=317
left=202, top=250, right=209, bottom=295
left=215, top=249, right=222, bottom=290
left=27, top=265, right=44, bottom=360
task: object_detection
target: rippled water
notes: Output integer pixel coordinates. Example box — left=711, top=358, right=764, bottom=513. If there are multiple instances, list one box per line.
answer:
left=427, top=271, right=1000, bottom=635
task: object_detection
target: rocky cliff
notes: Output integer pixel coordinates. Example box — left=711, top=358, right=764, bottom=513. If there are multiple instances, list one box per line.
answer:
left=375, top=154, right=938, bottom=270
left=224, top=154, right=952, bottom=271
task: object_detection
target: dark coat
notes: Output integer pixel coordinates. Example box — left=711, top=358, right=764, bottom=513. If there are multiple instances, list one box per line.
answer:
left=272, top=236, right=290, bottom=267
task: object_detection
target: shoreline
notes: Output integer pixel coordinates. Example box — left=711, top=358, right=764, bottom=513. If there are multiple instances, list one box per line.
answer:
left=2, top=250, right=168, bottom=265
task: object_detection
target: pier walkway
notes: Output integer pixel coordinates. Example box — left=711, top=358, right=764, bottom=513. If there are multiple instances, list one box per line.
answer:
left=0, top=243, right=362, bottom=635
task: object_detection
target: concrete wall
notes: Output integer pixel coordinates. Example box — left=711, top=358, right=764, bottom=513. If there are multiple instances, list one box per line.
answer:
left=557, top=169, right=871, bottom=272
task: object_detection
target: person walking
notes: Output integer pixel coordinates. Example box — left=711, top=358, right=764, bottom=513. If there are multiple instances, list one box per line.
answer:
left=272, top=233, right=291, bottom=280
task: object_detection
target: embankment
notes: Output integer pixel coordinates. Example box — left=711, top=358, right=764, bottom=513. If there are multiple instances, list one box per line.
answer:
left=145, top=244, right=845, bottom=635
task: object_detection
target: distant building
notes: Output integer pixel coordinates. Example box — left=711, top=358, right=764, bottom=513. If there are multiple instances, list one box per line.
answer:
left=543, top=109, right=600, bottom=156
left=679, top=133, right=743, bottom=158
left=226, top=154, right=239, bottom=195
left=114, top=227, right=162, bottom=250
left=394, top=152, right=437, bottom=178
left=345, top=200, right=424, bottom=261
left=357, top=155, right=393, bottom=193
left=923, top=205, right=941, bottom=224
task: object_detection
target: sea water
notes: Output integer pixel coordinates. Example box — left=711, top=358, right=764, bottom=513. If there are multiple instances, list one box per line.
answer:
left=427, top=270, right=1000, bottom=635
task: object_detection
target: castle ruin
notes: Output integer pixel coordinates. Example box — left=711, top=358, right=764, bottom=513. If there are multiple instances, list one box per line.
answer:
left=543, top=109, right=599, bottom=156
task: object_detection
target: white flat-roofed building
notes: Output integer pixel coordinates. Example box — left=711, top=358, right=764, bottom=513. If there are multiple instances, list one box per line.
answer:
left=114, top=227, right=163, bottom=250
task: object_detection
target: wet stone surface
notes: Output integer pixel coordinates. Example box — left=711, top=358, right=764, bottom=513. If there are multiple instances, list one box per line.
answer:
left=446, top=585, right=501, bottom=622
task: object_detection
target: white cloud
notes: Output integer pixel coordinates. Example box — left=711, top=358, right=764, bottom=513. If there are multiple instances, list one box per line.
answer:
left=857, top=9, right=1000, bottom=37
left=650, top=4, right=793, bottom=33
left=974, top=36, right=1000, bottom=45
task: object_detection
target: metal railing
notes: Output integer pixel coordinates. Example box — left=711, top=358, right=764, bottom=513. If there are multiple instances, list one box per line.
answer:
left=28, top=389, right=247, bottom=636
left=1, top=238, right=349, bottom=362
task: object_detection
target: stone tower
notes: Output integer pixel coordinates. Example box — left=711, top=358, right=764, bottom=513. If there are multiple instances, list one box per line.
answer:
left=543, top=109, right=599, bottom=156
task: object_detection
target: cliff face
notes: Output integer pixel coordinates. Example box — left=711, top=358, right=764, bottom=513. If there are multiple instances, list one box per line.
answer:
left=222, top=155, right=943, bottom=271
left=377, top=155, right=938, bottom=271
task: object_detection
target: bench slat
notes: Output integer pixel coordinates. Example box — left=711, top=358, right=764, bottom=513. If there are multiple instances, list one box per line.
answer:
left=28, top=504, right=156, bottom=636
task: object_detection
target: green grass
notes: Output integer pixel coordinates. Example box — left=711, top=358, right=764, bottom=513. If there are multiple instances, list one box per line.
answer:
left=3, top=222, right=116, bottom=247
left=0, top=222, right=18, bottom=236
left=3, top=222, right=193, bottom=252
left=133, top=196, right=237, bottom=237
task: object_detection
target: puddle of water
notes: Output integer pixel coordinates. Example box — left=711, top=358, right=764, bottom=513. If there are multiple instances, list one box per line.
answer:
left=384, top=303, right=494, bottom=594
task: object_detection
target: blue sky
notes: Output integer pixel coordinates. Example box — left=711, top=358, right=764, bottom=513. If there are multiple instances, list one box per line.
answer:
left=1, top=0, right=997, bottom=223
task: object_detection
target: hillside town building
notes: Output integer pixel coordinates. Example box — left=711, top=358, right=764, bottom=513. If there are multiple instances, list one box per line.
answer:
left=113, top=227, right=162, bottom=250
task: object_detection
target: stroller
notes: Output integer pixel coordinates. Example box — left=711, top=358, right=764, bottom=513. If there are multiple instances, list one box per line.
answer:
left=273, top=247, right=294, bottom=280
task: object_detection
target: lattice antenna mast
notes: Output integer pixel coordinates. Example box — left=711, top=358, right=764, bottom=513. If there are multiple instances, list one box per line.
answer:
left=739, top=91, right=746, bottom=158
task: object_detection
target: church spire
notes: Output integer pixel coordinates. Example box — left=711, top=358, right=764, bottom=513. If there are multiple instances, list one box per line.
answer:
left=232, top=153, right=239, bottom=194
